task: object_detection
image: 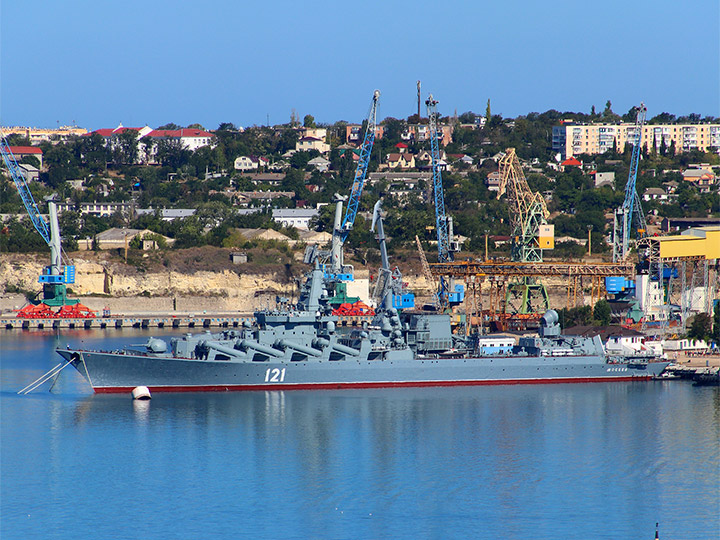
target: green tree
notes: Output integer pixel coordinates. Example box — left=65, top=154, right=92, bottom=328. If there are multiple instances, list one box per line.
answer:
left=381, top=118, right=406, bottom=142
left=622, top=106, right=639, bottom=122
left=303, top=115, right=316, bottom=128
left=649, top=112, right=676, bottom=124
left=688, top=313, right=712, bottom=342
left=140, top=136, right=155, bottom=165
left=43, top=144, right=80, bottom=188
left=79, top=132, right=109, bottom=171
left=485, top=99, right=491, bottom=123
left=458, top=111, right=476, bottom=124
left=558, top=305, right=593, bottom=328
left=114, top=130, right=139, bottom=165
left=20, top=155, right=41, bottom=168
left=593, top=299, right=611, bottom=326
left=156, top=138, right=190, bottom=169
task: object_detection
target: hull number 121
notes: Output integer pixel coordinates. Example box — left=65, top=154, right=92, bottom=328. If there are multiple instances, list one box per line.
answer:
left=265, top=368, right=286, bottom=383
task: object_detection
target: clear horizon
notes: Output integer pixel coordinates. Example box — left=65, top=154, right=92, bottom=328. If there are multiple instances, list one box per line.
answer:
left=2, top=0, right=718, bottom=131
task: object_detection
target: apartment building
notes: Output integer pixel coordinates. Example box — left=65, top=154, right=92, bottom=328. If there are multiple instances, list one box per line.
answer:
left=54, top=200, right=134, bottom=217
left=345, top=124, right=385, bottom=143
left=552, top=122, right=720, bottom=159
left=402, top=124, right=453, bottom=146
left=2, top=125, right=88, bottom=144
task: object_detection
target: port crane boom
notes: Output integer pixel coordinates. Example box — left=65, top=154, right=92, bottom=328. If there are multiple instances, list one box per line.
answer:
left=613, top=103, right=648, bottom=262
left=426, top=94, right=463, bottom=308
left=497, top=148, right=551, bottom=263
left=1, top=129, right=87, bottom=317
left=497, top=147, right=553, bottom=313
left=329, top=90, right=380, bottom=276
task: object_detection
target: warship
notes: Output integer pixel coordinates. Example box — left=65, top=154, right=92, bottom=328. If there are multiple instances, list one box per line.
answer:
left=56, top=201, right=668, bottom=393
left=55, top=264, right=668, bottom=393
left=56, top=267, right=668, bottom=394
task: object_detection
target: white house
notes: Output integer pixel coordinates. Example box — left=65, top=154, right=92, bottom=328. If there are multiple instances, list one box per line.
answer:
left=272, top=208, right=319, bottom=230
left=308, top=156, right=331, bottom=172
left=485, top=171, right=502, bottom=192
left=78, top=201, right=133, bottom=218
left=594, top=171, right=615, bottom=188
left=235, top=156, right=260, bottom=172
left=643, top=187, right=669, bottom=202
left=147, top=128, right=214, bottom=152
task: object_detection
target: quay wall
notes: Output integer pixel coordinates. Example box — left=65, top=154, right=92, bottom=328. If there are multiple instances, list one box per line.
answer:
left=1, top=253, right=598, bottom=317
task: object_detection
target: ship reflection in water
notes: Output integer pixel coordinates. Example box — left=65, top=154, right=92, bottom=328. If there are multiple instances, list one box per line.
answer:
left=45, top=382, right=719, bottom=539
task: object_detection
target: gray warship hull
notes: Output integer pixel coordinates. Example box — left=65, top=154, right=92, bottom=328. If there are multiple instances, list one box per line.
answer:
left=56, top=264, right=668, bottom=394
left=56, top=347, right=668, bottom=393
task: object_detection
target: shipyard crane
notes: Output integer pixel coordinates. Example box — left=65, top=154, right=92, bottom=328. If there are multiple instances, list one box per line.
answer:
left=497, top=148, right=553, bottom=313
left=415, top=235, right=440, bottom=310
left=0, top=129, right=91, bottom=318
left=426, top=94, right=463, bottom=309
left=371, top=199, right=414, bottom=310
left=328, top=90, right=381, bottom=278
left=613, top=102, right=648, bottom=262
left=497, top=148, right=552, bottom=263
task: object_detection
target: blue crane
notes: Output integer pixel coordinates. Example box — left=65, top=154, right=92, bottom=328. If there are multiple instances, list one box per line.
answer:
left=340, top=90, right=380, bottom=241
left=1, top=129, right=77, bottom=311
left=329, top=90, right=380, bottom=278
left=613, top=103, right=648, bottom=262
left=425, top=95, right=463, bottom=308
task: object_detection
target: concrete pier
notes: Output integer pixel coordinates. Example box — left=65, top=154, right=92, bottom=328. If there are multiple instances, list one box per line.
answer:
left=1, top=314, right=252, bottom=331
left=1, top=314, right=372, bottom=331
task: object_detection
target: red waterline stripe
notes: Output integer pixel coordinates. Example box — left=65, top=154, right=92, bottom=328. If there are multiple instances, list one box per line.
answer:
left=94, top=375, right=654, bottom=393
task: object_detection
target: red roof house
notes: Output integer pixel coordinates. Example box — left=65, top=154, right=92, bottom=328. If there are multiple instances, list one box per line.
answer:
left=561, top=157, right=582, bottom=167
left=7, top=146, right=43, bottom=167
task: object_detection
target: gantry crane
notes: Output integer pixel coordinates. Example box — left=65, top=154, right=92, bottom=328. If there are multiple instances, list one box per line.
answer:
left=613, top=102, right=648, bottom=263
left=0, top=129, right=92, bottom=318
left=426, top=94, right=463, bottom=309
left=497, top=148, right=553, bottom=313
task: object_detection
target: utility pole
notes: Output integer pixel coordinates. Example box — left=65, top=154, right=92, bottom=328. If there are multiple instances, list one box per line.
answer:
left=416, top=81, right=421, bottom=119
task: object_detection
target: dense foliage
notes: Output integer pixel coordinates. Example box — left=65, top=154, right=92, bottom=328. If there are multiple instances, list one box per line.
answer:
left=2, top=108, right=718, bottom=261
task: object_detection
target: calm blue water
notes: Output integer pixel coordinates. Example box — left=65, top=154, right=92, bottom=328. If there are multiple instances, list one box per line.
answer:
left=1, top=329, right=718, bottom=540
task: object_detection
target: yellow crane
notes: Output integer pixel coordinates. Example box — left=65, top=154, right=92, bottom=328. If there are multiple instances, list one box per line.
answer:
left=415, top=235, right=440, bottom=309
left=497, top=148, right=554, bottom=313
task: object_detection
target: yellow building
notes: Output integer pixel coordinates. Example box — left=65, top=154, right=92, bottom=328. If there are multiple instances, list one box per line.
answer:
left=2, top=125, right=88, bottom=144
left=552, top=122, right=720, bottom=159
left=657, top=226, right=720, bottom=260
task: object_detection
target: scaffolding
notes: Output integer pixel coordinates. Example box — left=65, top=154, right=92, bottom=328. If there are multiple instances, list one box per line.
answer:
left=639, top=235, right=718, bottom=334
left=430, top=260, right=635, bottom=331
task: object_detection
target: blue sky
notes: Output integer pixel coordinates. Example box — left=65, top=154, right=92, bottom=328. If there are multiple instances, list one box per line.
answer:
left=1, top=0, right=718, bottom=130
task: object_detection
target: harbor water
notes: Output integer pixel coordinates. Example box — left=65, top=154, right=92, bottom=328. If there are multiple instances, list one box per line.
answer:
left=1, top=329, right=719, bottom=540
